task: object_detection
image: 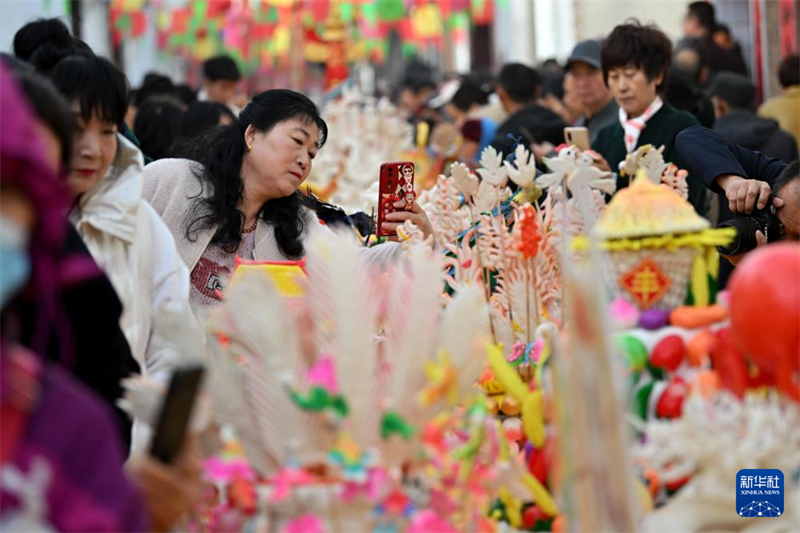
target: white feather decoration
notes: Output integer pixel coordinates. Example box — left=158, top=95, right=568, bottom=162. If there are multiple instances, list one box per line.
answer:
left=148, top=300, right=206, bottom=373
left=204, top=336, right=282, bottom=474
left=473, top=180, right=501, bottom=213
left=450, top=162, right=479, bottom=201
left=206, top=272, right=311, bottom=474
left=304, top=230, right=381, bottom=446
left=383, top=244, right=444, bottom=418
left=437, top=284, right=490, bottom=392
left=489, top=301, right=515, bottom=355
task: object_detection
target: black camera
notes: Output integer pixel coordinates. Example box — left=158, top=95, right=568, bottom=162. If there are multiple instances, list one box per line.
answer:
left=716, top=204, right=783, bottom=256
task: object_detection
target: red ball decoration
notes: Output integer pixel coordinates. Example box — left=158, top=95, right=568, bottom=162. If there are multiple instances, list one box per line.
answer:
left=523, top=505, right=547, bottom=529
left=656, top=376, right=687, bottom=419
left=728, top=243, right=800, bottom=401
left=650, top=335, right=686, bottom=372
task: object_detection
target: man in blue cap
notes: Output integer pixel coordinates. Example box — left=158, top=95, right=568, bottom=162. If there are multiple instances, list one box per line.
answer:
left=565, top=39, right=618, bottom=143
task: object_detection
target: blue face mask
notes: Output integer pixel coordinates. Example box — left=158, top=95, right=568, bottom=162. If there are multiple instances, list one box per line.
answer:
left=0, top=215, right=31, bottom=309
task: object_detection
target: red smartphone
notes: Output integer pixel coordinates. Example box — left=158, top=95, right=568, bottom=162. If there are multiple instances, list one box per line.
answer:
left=377, top=161, right=415, bottom=237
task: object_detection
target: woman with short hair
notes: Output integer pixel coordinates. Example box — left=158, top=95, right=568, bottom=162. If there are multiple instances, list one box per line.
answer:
left=593, top=21, right=706, bottom=214
left=50, top=54, right=194, bottom=389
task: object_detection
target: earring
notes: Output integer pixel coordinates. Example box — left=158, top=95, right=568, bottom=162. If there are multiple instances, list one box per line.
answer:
left=246, top=144, right=252, bottom=152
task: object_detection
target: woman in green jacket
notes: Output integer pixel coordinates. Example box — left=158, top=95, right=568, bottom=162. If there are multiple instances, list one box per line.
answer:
left=593, top=22, right=706, bottom=215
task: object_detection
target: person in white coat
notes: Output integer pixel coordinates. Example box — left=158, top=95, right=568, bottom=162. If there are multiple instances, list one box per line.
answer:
left=50, top=54, right=196, bottom=452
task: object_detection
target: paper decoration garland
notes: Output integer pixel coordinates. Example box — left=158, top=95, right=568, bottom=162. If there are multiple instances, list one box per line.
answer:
left=110, top=0, right=498, bottom=75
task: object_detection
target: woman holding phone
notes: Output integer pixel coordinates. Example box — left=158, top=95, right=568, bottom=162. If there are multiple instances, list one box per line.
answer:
left=143, top=89, right=434, bottom=315
left=592, top=22, right=706, bottom=215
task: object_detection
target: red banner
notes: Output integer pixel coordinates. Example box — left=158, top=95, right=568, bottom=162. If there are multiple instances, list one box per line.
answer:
left=779, top=0, right=798, bottom=56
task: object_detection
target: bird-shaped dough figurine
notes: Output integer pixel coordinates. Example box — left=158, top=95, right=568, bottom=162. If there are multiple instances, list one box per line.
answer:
left=661, top=163, right=689, bottom=200
left=537, top=146, right=579, bottom=191
left=620, top=144, right=667, bottom=183
left=638, top=145, right=668, bottom=184
left=567, top=152, right=615, bottom=226
left=570, top=152, right=615, bottom=195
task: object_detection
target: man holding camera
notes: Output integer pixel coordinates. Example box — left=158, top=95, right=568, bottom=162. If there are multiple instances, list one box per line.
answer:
left=677, top=126, right=798, bottom=282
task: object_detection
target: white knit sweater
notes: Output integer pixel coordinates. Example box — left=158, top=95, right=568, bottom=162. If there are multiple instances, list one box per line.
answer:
left=142, top=158, right=400, bottom=277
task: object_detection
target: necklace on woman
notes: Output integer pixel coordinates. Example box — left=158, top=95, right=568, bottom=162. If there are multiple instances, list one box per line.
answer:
left=243, top=218, right=258, bottom=234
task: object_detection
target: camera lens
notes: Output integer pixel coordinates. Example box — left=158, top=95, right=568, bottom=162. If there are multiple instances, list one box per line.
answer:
left=716, top=217, right=762, bottom=255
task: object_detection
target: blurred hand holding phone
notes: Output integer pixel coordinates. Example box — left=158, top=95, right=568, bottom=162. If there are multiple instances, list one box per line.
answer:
left=129, top=440, right=203, bottom=532
left=128, top=366, right=205, bottom=532
left=563, top=126, right=612, bottom=172
left=377, top=161, right=415, bottom=237
left=149, top=366, right=204, bottom=464
left=564, top=127, right=591, bottom=151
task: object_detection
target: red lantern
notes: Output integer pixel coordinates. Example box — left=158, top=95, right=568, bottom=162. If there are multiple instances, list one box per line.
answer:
left=728, top=243, right=800, bottom=401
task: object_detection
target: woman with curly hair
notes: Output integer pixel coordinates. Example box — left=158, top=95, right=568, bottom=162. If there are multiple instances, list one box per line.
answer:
left=144, top=89, right=434, bottom=314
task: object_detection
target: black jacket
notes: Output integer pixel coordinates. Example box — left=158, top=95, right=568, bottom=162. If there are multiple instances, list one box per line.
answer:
left=593, top=103, right=707, bottom=215
left=17, top=225, right=139, bottom=450
left=676, top=126, right=788, bottom=286
left=490, top=104, right=566, bottom=158
left=676, top=126, right=787, bottom=196
left=700, top=36, right=748, bottom=77
left=714, top=110, right=798, bottom=164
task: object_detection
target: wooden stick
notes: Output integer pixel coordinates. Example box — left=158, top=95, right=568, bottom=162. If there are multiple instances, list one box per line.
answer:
left=493, top=187, right=515, bottom=330
left=466, top=207, right=496, bottom=341
left=530, top=257, right=541, bottom=328
left=524, top=258, right=531, bottom=344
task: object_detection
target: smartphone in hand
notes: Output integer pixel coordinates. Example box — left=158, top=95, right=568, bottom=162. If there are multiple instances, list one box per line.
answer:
left=149, top=366, right=204, bottom=464
left=564, top=127, right=591, bottom=151
left=377, top=161, right=415, bottom=237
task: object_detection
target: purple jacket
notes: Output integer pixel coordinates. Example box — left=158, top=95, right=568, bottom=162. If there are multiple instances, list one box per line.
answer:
left=1, top=348, right=148, bottom=532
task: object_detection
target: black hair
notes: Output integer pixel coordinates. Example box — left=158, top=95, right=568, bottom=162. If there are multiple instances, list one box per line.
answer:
left=133, top=99, right=186, bottom=160
left=181, top=101, right=235, bottom=137
left=665, top=67, right=715, bottom=128
left=50, top=54, right=129, bottom=129
left=674, top=37, right=707, bottom=82
left=174, top=83, right=198, bottom=107
left=401, top=58, right=437, bottom=93
left=13, top=68, right=75, bottom=170
left=540, top=58, right=562, bottom=72
left=601, top=21, right=672, bottom=93
left=203, top=55, right=241, bottom=82
left=687, top=1, right=716, bottom=33
left=714, top=22, right=731, bottom=37
left=173, top=89, right=328, bottom=258
left=403, top=77, right=436, bottom=94
left=774, top=160, right=799, bottom=196
left=14, top=18, right=92, bottom=76
left=778, top=55, right=800, bottom=89
left=13, top=18, right=72, bottom=61
left=497, top=63, right=541, bottom=104
left=541, top=71, right=565, bottom=100
left=135, top=72, right=174, bottom=106
left=708, top=72, right=755, bottom=110
left=450, top=79, right=491, bottom=111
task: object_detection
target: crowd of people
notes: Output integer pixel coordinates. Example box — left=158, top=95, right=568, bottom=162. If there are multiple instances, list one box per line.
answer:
left=0, top=2, right=798, bottom=530
left=392, top=3, right=797, bottom=286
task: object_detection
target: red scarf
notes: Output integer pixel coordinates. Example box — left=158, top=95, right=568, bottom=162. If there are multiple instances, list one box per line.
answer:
left=619, top=96, right=663, bottom=153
